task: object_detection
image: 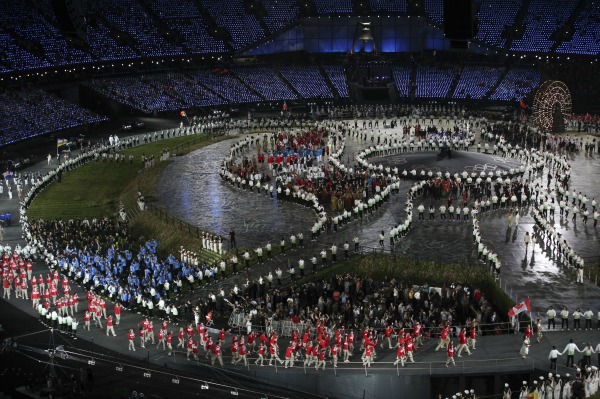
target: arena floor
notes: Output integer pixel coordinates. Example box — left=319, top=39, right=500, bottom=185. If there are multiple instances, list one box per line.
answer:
left=155, top=120, right=600, bottom=312
left=1, top=118, right=600, bottom=398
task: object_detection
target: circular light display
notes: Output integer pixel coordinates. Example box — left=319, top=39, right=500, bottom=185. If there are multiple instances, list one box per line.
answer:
left=533, top=80, right=572, bottom=133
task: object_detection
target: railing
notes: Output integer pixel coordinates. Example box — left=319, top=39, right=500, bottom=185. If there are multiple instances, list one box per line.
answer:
left=144, top=203, right=224, bottom=249
left=227, top=312, right=518, bottom=340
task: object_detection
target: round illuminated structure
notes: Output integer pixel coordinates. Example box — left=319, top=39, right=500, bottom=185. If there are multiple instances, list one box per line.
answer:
left=532, top=80, right=572, bottom=133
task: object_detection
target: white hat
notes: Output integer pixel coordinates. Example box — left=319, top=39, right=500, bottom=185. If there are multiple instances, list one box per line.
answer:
left=556, top=375, right=560, bottom=378
left=566, top=374, right=570, bottom=378
left=539, top=376, right=544, bottom=380
left=505, top=383, right=509, bottom=387
left=523, top=381, right=527, bottom=385
left=464, top=390, right=469, bottom=394
left=548, top=373, right=553, bottom=377
left=470, top=390, right=474, bottom=394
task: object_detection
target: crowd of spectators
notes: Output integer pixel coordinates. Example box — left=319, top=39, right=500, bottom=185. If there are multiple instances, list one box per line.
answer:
left=1, top=0, right=93, bottom=68
left=475, top=0, right=522, bottom=48
left=94, top=0, right=184, bottom=57
left=192, top=70, right=262, bottom=103
left=0, top=87, right=107, bottom=147
left=279, top=66, right=333, bottom=99
left=323, top=66, right=350, bottom=98
left=415, top=66, right=458, bottom=98
left=489, top=67, right=541, bottom=102
left=257, top=0, right=301, bottom=33
left=556, top=0, right=600, bottom=55
left=0, top=0, right=599, bottom=76
left=201, top=0, right=265, bottom=50
left=510, top=0, right=577, bottom=53
left=87, top=75, right=191, bottom=113
left=234, top=67, right=299, bottom=101
left=234, top=274, right=497, bottom=338
left=453, top=66, right=505, bottom=100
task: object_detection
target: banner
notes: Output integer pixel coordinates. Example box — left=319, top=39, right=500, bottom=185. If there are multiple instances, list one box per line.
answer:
left=508, top=298, right=531, bottom=318
left=57, top=138, right=68, bottom=147
left=2, top=171, right=13, bottom=180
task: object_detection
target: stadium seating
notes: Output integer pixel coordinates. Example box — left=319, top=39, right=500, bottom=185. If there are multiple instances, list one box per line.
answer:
left=556, top=0, right=600, bottom=55
left=147, top=72, right=227, bottom=108
left=278, top=66, right=333, bottom=99
left=234, top=67, right=298, bottom=101
left=475, top=0, right=522, bottom=48
left=392, top=65, right=412, bottom=97
left=0, top=87, right=107, bottom=147
left=87, top=72, right=233, bottom=112
left=201, top=0, right=265, bottom=50
left=192, top=70, right=263, bottom=103
left=88, top=75, right=189, bottom=113
left=83, top=19, right=138, bottom=61
left=488, top=67, right=541, bottom=101
left=313, top=0, right=353, bottom=14
left=91, top=0, right=183, bottom=57
left=1, top=0, right=93, bottom=67
left=148, top=0, right=200, bottom=18
left=370, top=0, right=407, bottom=13
left=424, top=0, right=443, bottom=25
left=257, top=0, right=300, bottom=33
left=323, top=66, right=350, bottom=98
left=415, top=65, right=457, bottom=98
left=510, top=0, right=577, bottom=52
left=0, top=31, right=50, bottom=71
left=452, top=65, right=505, bottom=99
left=146, top=0, right=226, bottom=54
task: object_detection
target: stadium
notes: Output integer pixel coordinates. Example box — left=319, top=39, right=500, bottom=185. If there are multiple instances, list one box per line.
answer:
left=1, top=0, right=600, bottom=398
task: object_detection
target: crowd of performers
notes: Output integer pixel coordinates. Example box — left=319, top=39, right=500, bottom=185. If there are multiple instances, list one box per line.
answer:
left=5, top=109, right=600, bottom=399
left=503, top=370, right=599, bottom=399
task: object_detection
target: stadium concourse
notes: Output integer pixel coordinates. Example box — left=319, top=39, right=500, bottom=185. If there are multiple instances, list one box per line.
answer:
left=1, top=116, right=600, bottom=398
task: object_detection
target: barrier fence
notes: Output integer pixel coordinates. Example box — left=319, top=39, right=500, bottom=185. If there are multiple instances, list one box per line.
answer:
left=228, top=310, right=521, bottom=340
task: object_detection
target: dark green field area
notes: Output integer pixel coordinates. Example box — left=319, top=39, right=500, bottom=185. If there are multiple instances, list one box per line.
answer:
left=27, top=134, right=224, bottom=220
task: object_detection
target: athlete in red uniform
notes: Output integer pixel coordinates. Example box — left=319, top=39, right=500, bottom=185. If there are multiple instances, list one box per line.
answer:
left=445, top=341, right=456, bottom=367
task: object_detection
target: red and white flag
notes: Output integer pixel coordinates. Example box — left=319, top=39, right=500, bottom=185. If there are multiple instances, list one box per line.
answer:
left=508, top=298, right=531, bottom=318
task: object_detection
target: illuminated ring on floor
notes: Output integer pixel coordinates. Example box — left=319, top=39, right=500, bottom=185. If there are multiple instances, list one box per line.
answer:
left=464, top=163, right=497, bottom=172
left=491, top=156, right=513, bottom=165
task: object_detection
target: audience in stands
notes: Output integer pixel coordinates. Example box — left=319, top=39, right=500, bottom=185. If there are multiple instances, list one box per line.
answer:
left=0, top=87, right=107, bottom=147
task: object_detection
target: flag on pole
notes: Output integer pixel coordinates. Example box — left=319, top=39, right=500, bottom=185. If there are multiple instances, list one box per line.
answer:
left=282, top=101, right=287, bottom=111
left=57, top=138, right=68, bottom=147
left=508, top=298, right=531, bottom=318
left=519, top=99, right=527, bottom=110
left=180, top=111, right=187, bottom=117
